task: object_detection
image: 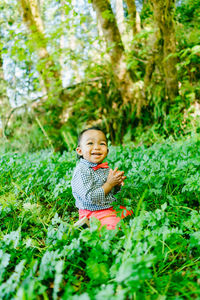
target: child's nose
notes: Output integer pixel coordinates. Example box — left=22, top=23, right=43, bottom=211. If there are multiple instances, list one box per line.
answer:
left=93, top=144, right=100, bottom=149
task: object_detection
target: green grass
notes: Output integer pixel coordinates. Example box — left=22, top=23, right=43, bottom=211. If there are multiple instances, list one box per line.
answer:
left=0, top=135, right=200, bottom=299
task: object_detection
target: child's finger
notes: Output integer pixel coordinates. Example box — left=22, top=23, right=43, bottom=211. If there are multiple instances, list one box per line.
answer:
left=113, top=167, right=118, bottom=174
left=117, top=171, right=124, bottom=176
left=118, top=176, right=126, bottom=185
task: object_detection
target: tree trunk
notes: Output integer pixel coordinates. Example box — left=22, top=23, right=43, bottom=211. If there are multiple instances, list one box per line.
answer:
left=0, top=43, right=11, bottom=138
left=116, top=0, right=126, bottom=36
left=59, top=0, right=66, bottom=84
left=136, top=11, right=141, bottom=33
left=145, top=0, right=178, bottom=104
left=116, top=0, right=133, bottom=51
left=125, top=0, right=140, bottom=35
left=69, top=27, right=81, bottom=83
left=91, top=0, right=136, bottom=105
left=19, top=0, right=61, bottom=93
left=19, top=0, right=67, bottom=151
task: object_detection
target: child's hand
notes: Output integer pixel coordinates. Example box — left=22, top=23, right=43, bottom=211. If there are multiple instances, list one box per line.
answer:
left=106, top=167, right=126, bottom=188
left=116, top=170, right=126, bottom=186
left=102, top=168, right=126, bottom=195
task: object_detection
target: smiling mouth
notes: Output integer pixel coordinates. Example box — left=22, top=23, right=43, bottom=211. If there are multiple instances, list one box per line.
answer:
left=91, top=153, right=102, bottom=156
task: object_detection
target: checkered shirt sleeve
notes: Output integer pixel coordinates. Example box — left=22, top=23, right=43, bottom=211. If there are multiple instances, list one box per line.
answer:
left=71, top=159, right=118, bottom=211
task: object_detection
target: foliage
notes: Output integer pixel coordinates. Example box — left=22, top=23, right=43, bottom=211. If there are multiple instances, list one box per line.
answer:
left=0, top=0, right=199, bottom=149
left=0, top=135, right=200, bottom=298
left=176, top=0, right=200, bottom=29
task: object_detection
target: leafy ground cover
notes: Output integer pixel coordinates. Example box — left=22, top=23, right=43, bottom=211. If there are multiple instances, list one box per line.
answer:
left=0, top=135, right=200, bottom=299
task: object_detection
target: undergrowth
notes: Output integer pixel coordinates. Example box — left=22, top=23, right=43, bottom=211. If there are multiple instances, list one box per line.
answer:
left=0, top=134, right=200, bottom=299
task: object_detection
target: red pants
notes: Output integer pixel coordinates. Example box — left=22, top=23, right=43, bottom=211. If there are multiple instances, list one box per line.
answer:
left=79, top=205, right=133, bottom=230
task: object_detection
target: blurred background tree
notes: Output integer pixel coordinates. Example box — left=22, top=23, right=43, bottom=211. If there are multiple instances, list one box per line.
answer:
left=0, top=0, right=199, bottom=152
left=0, top=35, right=11, bottom=138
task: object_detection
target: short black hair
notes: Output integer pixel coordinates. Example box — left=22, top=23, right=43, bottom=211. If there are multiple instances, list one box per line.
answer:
left=77, top=126, right=107, bottom=159
left=77, top=126, right=107, bottom=147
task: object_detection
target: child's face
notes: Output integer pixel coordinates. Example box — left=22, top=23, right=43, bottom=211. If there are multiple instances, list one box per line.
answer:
left=76, top=130, right=108, bottom=164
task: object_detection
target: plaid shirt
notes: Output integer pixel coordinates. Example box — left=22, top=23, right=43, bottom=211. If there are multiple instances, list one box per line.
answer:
left=71, top=158, right=120, bottom=211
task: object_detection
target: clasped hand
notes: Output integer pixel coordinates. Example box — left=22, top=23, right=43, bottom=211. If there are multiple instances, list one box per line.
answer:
left=106, top=167, right=126, bottom=187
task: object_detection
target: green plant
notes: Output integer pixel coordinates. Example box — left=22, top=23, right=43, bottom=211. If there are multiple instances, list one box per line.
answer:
left=0, top=134, right=200, bottom=298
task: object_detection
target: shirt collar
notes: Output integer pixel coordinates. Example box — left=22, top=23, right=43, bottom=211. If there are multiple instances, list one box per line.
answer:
left=80, top=158, right=98, bottom=168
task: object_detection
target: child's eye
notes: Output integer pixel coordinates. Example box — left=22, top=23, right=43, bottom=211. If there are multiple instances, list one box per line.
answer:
left=100, top=143, right=106, bottom=146
left=87, top=142, right=93, bottom=145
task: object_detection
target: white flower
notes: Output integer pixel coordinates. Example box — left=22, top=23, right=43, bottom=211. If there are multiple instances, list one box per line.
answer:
left=23, top=202, right=38, bottom=211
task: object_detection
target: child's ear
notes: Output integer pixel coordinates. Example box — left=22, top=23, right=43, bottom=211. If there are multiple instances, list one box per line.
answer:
left=76, top=146, right=82, bottom=156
